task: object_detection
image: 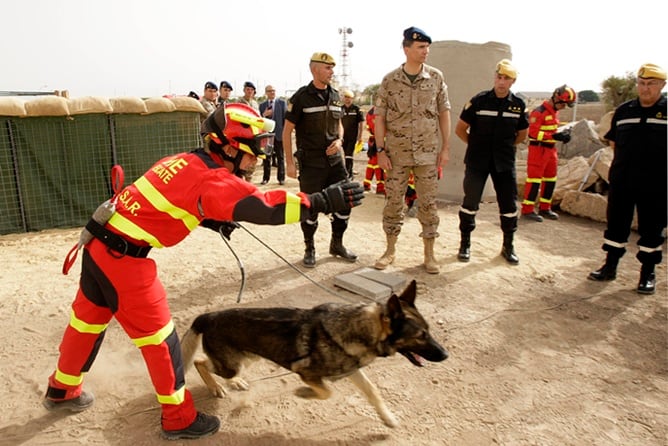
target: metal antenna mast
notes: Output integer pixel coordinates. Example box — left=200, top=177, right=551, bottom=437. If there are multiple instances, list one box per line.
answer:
left=337, top=26, right=353, bottom=89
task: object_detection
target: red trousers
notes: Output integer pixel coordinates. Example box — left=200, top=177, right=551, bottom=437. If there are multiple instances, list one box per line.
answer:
left=47, top=238, right=196, bottom=431
left=522, top=145, right=558, bottom=214
left=364, top=154, right=385, bottom=193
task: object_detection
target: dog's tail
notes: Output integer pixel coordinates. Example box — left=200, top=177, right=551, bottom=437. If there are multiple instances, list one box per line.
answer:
left=180, top=326, right=202, bottom=372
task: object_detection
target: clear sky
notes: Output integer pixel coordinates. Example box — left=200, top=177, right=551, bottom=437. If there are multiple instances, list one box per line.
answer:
left=3, top=0, right=666, bottom=99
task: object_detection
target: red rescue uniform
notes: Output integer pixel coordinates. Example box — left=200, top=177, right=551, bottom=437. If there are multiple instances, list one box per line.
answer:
left=522, top=100, right=561, bottom=214
left=46, top=149, right=316, bottom=431
left=363, top=107, right=385, bottom=194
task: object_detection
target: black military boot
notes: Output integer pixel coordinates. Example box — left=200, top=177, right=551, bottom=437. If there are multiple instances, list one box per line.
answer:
left=501, top=232, right=519, bottom=265
left=457, top=233, right=471, bottom=262
left=588, top=253, right=619, bottom=281
left=303, top=239, right=316, bottom=268
left=637, top=264, right=656, bottom=295
left=329, top=236, right=358, bottom=262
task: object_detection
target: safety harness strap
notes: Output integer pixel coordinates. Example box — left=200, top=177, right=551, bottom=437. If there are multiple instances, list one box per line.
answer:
left=85, top=219, right=152, bottom=258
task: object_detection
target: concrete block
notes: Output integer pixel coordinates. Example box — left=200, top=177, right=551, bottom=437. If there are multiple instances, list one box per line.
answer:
left=354, top=267, right=407, bottom=293
left=333, top=272, right=392, bottom=300
left=333, top=268, right=408, bottom=300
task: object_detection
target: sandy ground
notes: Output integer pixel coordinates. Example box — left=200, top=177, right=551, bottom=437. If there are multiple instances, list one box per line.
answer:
left=0, top=156, right=666, bottom=446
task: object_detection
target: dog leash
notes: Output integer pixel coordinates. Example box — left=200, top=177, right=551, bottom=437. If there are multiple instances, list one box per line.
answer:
left=221, top=223, right=359, bottom=302
left=217, top=228, right=245, bottom=303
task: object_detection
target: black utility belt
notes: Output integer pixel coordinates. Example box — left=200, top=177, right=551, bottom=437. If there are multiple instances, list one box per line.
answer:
left=85, top=219, right=152, bottom=258
left=529, top=141, right=556, bottom=148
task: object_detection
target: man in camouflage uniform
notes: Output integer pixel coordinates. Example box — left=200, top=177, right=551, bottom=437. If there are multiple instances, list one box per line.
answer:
left=373, top=26, right=451, bottom=274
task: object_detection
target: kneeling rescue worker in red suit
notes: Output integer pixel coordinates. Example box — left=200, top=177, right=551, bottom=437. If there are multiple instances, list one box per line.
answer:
left=43, top=103, right=364, bottom=440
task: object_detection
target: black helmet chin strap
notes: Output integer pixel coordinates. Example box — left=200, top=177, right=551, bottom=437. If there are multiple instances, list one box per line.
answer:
left=209, top=138, right=247, bottom=177
left=229, top=149, right=246, bottom=178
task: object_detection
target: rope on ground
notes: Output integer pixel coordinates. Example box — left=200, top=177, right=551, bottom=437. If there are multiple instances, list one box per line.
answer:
left=447, top=293, right=603, bottom=332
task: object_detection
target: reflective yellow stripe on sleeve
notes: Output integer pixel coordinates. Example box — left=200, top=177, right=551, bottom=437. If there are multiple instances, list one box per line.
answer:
left=131, top=320, right=175, bottom=348
left=285, top=193, right=303, bottom=224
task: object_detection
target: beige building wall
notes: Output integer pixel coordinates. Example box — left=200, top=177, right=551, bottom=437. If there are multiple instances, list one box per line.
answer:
left=427, top=40, right=512, bottom=202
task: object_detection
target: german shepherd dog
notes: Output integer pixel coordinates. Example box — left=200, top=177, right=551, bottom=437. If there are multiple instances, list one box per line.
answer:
left=180, top=280, right=448, bottom=427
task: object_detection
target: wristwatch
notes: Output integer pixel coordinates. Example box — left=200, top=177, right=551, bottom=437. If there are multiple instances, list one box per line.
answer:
left=376, top=147, right=385, bottom=153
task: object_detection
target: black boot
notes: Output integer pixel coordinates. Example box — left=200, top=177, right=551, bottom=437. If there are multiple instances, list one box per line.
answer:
left=303, top=239, right=316, bottom=268
left=329, top=236, right=358, bottom=262
left=457, top=233, right=471, bottom=262
left=637, top=264, right=656, bottom=295
left=588, top=253, right=619, bottom=281
left=501, top=233, right=519, bottom=265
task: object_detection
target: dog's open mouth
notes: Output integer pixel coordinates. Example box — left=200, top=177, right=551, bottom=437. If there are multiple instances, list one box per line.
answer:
left=402, top=351, right=426, bottom=367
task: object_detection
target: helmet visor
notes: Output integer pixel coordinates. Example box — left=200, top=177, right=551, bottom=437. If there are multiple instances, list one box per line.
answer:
left=236, top=133, right=275, bottom=159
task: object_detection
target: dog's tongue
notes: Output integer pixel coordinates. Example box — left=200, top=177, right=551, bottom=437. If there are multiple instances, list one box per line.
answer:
left=412, top=353, right=426, bottom=366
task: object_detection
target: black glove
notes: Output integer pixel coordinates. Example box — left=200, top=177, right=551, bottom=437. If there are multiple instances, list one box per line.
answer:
left=309, top=180, right=365, bottom=214
left=552, top=129, right=571, bottom=143
left=200, top=219, right=240, bottom=240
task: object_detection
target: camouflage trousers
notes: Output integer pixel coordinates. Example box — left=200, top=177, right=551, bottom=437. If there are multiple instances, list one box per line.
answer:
left=382, top=164, right=440, bottom=238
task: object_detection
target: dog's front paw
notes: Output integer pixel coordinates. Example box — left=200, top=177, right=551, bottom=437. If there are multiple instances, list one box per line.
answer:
left=227, top=377, right=249, bottom=391
left=210, top=383, right=227, bottom=398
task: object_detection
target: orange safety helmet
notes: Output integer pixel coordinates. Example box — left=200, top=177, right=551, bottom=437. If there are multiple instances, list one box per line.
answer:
left=223, top=103, right=275, bottom=159
left=553, top=85, right=577, bottom=108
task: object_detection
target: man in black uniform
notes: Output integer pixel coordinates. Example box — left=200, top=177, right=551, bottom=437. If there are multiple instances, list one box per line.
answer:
left=588, top=63, right=667, bottom=295
left=454, top=59, right=529, bottom=264
left=341, top=89, right=364, bottom=179
left=283, top=52, right=358, bottom=268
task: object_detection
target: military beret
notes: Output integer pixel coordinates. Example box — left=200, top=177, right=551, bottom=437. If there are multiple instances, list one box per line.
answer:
left=219, top=80, right=233, bottom=90
left=243, top=81, right=256, bottom=90
left=496, top=59, right=518, bottom=79
left=637, top=63, right=667, bottom=80
left=204, top=81, right=218, bottom=91
left=310, top=52, right=336, bottom=66
left=403, top=26, right=432, bottom=44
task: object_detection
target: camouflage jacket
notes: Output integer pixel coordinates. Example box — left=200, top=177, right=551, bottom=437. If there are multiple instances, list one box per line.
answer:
left=375, top=63, right=450, bottom=166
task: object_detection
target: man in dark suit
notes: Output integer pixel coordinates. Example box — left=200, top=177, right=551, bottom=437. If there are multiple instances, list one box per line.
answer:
left=259, top=84, right=287, bottom=185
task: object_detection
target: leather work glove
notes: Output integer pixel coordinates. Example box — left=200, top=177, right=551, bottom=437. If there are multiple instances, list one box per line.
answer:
left=309, top=180, right=365, bottom=214
left=200, top=219, right=240, bottom=240
left=552, top=128, right=572, bottom=143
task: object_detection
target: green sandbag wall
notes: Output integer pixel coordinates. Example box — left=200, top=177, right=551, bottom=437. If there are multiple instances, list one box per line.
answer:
left=0, top=111, right=201, bottom=234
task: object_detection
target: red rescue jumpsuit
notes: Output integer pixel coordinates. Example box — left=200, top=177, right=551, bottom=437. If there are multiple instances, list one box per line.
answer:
left=363, top=107, right=386, bottom=194
left=522, top=100, right=561, bottom=214
left=46, top=149, right=316, bottom=431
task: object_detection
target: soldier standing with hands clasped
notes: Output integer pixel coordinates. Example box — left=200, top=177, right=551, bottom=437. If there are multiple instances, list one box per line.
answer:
left=454, top=59, right=528, bottom=265
left=284, top=52, right=361, bottom=268
left=372, top=26, right=451, bottom=275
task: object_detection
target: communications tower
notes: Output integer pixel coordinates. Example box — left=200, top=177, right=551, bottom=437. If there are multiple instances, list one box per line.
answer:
left=337, top=27, right=353, bottom=89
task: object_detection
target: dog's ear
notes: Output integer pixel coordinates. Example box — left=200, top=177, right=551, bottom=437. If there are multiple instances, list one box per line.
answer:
left=386, top=294, right=404, bottom=318
left=398, top=280, right=417, bottom=306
